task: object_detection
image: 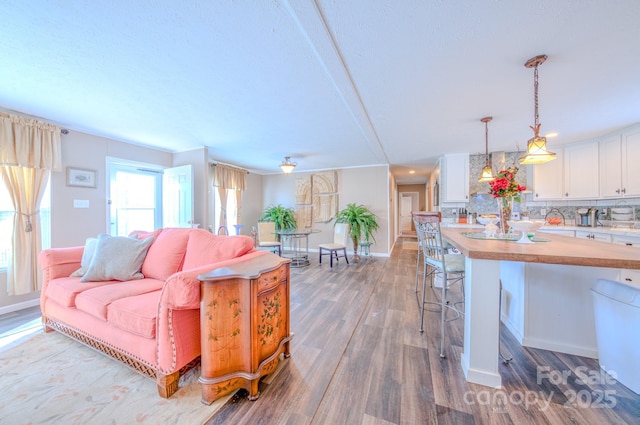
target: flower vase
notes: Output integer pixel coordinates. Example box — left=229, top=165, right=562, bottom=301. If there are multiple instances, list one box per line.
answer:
left=497, top=197, right=513, bottom=235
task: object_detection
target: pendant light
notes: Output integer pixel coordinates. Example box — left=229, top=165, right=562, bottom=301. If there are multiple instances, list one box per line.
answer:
left=280, top=156, right=297, bottom=173
left=519, top=54, right=556, bottom=165
left=478, top=116, right=495, bottom=182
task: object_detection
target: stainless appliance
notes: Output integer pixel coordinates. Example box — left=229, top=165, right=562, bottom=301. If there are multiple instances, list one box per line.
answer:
left=577, top=208, right=598, bottom=227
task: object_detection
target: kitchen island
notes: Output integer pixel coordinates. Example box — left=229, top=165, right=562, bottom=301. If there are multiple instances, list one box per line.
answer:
left=440, top=227, right=640, bottom=388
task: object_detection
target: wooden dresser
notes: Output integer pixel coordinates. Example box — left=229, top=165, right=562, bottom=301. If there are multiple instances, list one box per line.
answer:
left=197, top=253, right=293, bottom=405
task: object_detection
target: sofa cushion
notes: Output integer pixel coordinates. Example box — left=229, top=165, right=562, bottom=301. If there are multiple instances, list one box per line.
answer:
left=182, top=231, right=256, bottom=270
left=107, top=291, right=161, bottom=339
left=45, top=277, right=114, bottom=307
left=81, top=234, right=154, bottom=282
left=141, top=228, right=191, bottom=280
left=129, top=229, right=162, bottom=241
left=75, top=278, right=164, bottom=320
left=69, top=237, right=98, bottom=277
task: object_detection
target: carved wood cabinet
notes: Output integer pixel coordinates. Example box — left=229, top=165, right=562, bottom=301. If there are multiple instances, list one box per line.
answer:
left=198, top=253, right=293, bottom=405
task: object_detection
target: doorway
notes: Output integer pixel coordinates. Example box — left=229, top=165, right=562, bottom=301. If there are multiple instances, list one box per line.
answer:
left=399, top=192, right=419, bottom=236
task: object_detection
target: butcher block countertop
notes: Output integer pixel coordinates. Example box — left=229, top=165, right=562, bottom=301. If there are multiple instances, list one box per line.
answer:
left=440, top=228, right=640, bottom=270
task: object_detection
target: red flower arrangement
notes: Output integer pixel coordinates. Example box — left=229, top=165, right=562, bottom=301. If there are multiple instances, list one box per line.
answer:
left=488, top=167, right=526, bottom=201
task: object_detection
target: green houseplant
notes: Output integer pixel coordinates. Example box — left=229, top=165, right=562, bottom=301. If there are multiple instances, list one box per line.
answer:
left=260, top=204, right=297, bottom=232
left=335, top=203, right=379, bottom=262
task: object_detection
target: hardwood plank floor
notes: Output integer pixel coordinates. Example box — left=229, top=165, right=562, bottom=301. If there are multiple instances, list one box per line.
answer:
left=205, top=240, right=638, bottom=425
left=1, top=241, right=637, bottom=424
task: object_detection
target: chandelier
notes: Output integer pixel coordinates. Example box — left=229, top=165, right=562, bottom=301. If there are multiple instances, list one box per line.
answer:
left=280, top=156, right=297, bottom=174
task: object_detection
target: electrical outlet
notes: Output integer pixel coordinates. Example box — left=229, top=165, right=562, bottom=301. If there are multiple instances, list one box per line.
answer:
left=541, top=208, right=547, bottom=216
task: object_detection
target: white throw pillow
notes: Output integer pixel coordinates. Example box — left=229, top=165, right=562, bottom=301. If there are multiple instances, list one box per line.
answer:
left=80, top=234, right=154, bottom=282
left=70, top=237, right=99, bottom=277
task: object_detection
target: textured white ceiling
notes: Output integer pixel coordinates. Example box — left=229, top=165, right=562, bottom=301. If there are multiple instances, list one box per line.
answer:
left=1, top=0, right=639, bottom=183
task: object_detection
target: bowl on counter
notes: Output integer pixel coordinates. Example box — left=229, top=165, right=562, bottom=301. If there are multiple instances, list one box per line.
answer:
left=546, top=217, right=563, bottom=225
left=507, top=220, right=544, bottom=244
left=477, top=215, right=499, bottom=236
left=477, top=215, right=499, bottom=225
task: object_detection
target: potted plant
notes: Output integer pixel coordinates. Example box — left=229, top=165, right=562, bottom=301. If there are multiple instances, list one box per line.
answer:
left=335, top=203, right=379, bottom=262
left=260, top=204, right=297, bottom=233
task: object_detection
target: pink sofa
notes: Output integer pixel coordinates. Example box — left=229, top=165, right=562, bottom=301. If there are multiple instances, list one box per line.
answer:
left=38, top=227, right=268, bottom=398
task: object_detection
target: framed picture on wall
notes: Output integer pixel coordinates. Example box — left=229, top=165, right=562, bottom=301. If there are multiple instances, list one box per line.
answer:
left=67, top=167, right=97, bottom=188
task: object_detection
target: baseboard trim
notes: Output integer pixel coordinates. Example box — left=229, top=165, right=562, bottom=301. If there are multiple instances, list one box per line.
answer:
left=0, top=298, right=40, bottom=316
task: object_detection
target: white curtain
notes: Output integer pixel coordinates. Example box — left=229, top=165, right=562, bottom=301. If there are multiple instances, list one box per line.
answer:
left=212, top=163, right=247, bottom=230
left=235, top=189, right=242, bottom=226
left=217, top=186, right=228, bottom=230
left=0, top=112, right=61, bottom=295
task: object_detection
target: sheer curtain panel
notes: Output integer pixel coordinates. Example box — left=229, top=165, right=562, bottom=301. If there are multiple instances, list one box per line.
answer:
left=212, top=163, right=247, bottom=231
left=0, top=112, right=61, bottom=295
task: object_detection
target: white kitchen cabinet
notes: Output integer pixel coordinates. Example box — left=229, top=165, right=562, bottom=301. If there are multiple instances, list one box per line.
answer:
left=575, top=230, right=612, bottom=243
left=439, top=153, right=469, bottom=203
left=621, top=128, right=640, bottom=196
left=612, top=234, right=640, bottom=247
left=563, top=140, right=599, bottom=199
left=530, top=148, right=564, bottom=200
left=599, top=127, right=640, bottom=198
left=612, top=234, right=640, bottom=284
left=599, top=134, right=623, bottom=197
left=619, top=269, right=640, bottom=285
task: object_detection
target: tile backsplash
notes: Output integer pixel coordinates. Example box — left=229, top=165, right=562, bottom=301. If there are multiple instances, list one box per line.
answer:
left=440, top=152, right=639, bottom=224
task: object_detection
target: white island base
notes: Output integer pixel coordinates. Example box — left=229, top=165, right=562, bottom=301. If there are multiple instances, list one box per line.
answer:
left=499, top=261, right=619, bottom=359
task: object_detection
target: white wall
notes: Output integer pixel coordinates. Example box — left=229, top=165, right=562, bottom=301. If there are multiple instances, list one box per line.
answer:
left=1, top=130, right=175, bottom=311
left=262, top=165, right=390, bottom=255
left=53, top=131, right=173, bottom=248
left=240, top=172, right=264, bottom=237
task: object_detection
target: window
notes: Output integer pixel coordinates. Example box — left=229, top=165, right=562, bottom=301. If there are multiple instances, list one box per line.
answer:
left=108, top=161, right=162, bottom=236
left=0, top=176, right=50, bottom=270
left=214, top=189, right=238, bottom=233
left=107, top=159, right=193, bottom=235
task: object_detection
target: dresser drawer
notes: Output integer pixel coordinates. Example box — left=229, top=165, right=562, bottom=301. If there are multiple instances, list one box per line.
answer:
left=257, top=264, right=288, bottom=292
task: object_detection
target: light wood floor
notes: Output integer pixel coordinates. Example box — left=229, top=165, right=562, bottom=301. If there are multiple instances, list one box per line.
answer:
left=206, top=239, right=638, bottom=425
left=2, top=240, right=637, bottom=424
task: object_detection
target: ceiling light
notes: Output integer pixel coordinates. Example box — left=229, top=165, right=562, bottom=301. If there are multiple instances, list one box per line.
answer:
left=409, top=170, right=415, bottom=174
left=519, top=54, right=556, bottom=165
left=280, top=156, right=297, bottom=174
left=478, top=116, right=495, bottom=182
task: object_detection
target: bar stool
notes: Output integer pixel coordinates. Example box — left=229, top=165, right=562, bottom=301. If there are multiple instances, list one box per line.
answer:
left=414, top=212, right=465, bottom=359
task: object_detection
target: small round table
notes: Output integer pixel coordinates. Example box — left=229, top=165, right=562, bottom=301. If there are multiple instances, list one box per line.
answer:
left=276, top=228, right=320, bottom=267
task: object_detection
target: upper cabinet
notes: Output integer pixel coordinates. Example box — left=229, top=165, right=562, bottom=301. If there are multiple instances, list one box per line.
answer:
left=530, top=148, right=564, bottom=200
left=439, top=153, right=469, bottom=203
left=563, top=140, right=599, bottom=199
left=600, top=127, right=640, bottom=198
left=529, top=124, right=640, bottom=202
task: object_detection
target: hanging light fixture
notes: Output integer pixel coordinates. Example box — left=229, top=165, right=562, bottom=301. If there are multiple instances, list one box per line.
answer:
left=519, top=54, right=556, bottom=164
left=478, top=116, right=495, bottom=182
left=280, top=156, right=297, bottom=174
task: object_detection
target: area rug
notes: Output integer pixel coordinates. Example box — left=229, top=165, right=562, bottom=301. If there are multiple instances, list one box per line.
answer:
left=0, top=330, right=230, bottom=425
